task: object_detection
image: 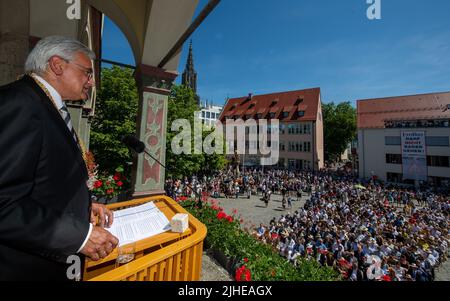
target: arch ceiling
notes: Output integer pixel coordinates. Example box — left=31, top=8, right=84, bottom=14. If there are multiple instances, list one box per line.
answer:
left=87, top=0, right=199, bottom=71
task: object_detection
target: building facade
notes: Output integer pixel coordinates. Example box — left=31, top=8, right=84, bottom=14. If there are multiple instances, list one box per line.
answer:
left=220, top=88, right=324, bottom=171
left=357, top=91, right=450, bottom=187
left=197, top=103, right=223, bottom=127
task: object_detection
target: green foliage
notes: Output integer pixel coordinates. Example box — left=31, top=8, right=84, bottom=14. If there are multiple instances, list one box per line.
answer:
left=166, top=85, right=228, bottom=178
left=180, top=199, right=340, bottom=281
left=90, top=66, right=138, bottom=182
left=322, top=102, right=356, bottom=162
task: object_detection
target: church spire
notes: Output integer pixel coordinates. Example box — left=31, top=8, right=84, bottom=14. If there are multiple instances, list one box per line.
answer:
left=182, top=40, right=200, bottom=106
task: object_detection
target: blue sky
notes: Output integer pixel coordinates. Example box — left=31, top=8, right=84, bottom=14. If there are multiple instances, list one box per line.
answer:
left=102, top=0, right=450, bottom=106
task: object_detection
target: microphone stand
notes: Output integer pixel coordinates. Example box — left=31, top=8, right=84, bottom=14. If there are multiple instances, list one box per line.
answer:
left=137, top=147, right=203, bottom=208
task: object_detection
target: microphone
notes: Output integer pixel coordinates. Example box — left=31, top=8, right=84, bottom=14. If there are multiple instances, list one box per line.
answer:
left=121, top=135, right=203, bottom=207
left=121, top=135, right=145, bottom=154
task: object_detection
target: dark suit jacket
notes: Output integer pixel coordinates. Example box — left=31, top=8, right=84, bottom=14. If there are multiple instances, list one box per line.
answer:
left=0, top=75, right=91, bottom=280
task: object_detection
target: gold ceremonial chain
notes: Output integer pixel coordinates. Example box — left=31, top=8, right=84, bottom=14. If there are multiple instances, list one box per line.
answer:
left=28, top=73, right=89, bottom=171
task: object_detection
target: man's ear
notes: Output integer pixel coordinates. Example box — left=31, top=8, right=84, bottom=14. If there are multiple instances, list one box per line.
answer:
left=48, top=56, right=65, bottom=76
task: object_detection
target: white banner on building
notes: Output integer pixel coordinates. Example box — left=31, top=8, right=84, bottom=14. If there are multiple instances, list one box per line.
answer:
left=401, top=131, right=427, bottom=181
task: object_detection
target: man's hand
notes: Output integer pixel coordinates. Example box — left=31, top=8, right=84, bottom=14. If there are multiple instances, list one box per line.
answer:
left=80, top=226, right=119, bottom=261
left=90, top=203, right=114, bottom=228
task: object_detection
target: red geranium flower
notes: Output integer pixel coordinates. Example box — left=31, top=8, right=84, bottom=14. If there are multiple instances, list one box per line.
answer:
left=94, top=180, right=103, bottom=189
left=116, top=181, right=123, bottom=187
left=216, top=211, right=227, bottom=220
left=106, top=189, right=114, bottom=195
left=235, top=265, right=251, bottom=281
left=113, top=173, right=121, bottom=181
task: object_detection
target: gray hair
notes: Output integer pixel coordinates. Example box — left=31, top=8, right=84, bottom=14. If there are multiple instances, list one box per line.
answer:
left=24, top=35, right=95, bottom=76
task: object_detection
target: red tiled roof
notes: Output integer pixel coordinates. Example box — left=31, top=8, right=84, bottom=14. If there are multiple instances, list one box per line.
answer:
left=357, top=91, right=450, bottom=128
left=219, top=88, right=321, bottom=122
left=257, top=108, right=267, bottom=114
left=297, top=104, right=308, bottom=111
left=269, top=106, right=280, bottom=113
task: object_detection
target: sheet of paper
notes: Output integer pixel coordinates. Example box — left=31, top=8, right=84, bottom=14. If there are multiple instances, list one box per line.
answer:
left=107, top=201, right=171, bottom=245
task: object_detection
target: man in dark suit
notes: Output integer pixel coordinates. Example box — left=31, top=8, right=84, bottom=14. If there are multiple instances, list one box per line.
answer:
left=0, top=36, right=119, bottom=280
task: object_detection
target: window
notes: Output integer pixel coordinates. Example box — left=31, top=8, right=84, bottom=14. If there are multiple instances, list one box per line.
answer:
left=386, top=153, right=402, bottom=164
left=282, top=111, right=289, bottom=118
left=288, top=124, right=294, bottom=134
left=288, top=159, right=296, bottom=169
left=206, top=112, right=211, bottom=118
left=280, top=124, right=286, bottom=134
left=304, top=124, right=311, bottom=134
left=426, top=136, right=450, bottom=147
left=269, top=112, right=275, bottom=119
left=256, top=113, right=263, bottom=119
left=303, top=142, right=311, bottom=152
left=385, top=136, right=401, bottom=145
left=427, top=156, right=450, bottom=167
left=202, top=111, right=205, bottom=118
left=280, top=142, right=285, bottom=151
left=298, top=111, right=305, bottom=117
left=304, top=160, right=311, bottom=170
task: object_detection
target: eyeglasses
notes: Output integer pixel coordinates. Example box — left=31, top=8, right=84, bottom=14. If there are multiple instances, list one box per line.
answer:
left=66, top=60, right=94, bottom=81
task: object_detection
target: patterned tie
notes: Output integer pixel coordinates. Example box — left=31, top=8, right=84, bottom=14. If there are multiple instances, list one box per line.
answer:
left=59, top=103, right=78, bottom=143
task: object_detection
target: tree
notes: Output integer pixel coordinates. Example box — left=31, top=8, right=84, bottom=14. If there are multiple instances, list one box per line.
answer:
left=166, top=84, right=227, bottom=179
left=322, top=102, right=356, bottom=163
left=90, top=66, right=138, bottom=182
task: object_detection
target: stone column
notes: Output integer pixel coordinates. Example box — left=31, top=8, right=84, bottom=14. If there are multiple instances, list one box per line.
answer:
left=132, top=64, right=177, bottom=198
left=0, top=0, right=30, bottom=86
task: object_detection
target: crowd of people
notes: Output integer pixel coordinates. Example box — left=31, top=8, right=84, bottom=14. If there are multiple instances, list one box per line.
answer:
left=165, top=167, right=449, bottom=281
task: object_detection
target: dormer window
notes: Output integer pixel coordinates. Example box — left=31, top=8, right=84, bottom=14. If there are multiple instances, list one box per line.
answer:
left=298, top=111, right=305, bottom=117
left=270, top=99, right=279, bottom=107
left=282, top=111, right=289, bottom=118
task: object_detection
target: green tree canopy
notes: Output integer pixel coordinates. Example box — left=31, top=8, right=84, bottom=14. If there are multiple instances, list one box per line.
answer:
left=322, top=101, right=356, bottom=162
left=90, top=66, right=138, bottom=179
left=166, top=85, right=227, bottom=179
